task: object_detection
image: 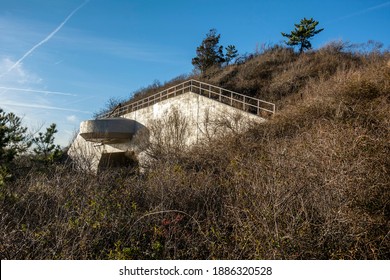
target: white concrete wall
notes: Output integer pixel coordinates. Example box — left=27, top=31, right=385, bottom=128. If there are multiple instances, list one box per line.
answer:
left=122, top=92, right=264, bottom=144
left=68, top=91, right=265, bottom=171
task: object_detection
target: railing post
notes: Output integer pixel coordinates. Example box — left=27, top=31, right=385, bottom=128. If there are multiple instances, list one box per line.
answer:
left=230, top=91, right=233, bottom=106
left=219, top=88, right=221, bottom=102
left=209, top=85, right=211, bottom=98
left=243, top=96, right=245, bottom=111
left=257, top=100, right=260, bottom=115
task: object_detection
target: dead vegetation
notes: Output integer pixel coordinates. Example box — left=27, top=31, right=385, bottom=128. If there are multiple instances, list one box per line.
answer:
left=1, top=42, right=389, bottom=259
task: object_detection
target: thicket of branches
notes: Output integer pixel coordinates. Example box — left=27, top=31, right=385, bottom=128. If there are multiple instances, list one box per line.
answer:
left=1, top=42, right=389, bottom=259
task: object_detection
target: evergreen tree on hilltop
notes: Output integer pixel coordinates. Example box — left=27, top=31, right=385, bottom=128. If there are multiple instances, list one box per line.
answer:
left=281, top=17, right=324, bottom=53
left=192, top=29, right=225, bottom=74
left=225, top=45, right=238, bottom=65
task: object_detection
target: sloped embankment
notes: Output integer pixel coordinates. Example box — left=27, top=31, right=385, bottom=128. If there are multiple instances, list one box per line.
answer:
left=1, top=46, right=389, bottom=259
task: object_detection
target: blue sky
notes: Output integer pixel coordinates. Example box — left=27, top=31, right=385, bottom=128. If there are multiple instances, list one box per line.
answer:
left=1, top=0, right=389, bottom=146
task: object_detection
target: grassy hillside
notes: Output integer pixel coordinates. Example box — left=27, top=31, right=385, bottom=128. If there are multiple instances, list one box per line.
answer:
left=1, top=43, right=389, bottom=259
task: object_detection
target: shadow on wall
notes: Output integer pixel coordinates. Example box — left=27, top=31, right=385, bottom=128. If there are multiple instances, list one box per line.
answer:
left=68, top=119, right=150, bottom=172
left=97, top=151, right=138, bottom=171
left=95, top=121, right=151, bottom=172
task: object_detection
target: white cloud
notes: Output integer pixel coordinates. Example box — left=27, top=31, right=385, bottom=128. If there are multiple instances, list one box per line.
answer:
left=0, top=58, right=42, bottom=86
left=0, top=1, right=89, bottom=79
left=66, top=115, right=78, bottom=123
left=0, top=58, right=88, bottom=147
left=0, top=58, right=83, bottom=110
left=0, top=58, right=45, bottom=114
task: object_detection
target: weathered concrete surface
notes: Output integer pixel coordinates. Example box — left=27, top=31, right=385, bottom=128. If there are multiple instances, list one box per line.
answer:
left=79, top=118, right=139, bottom=144
left=68, top=91, right=265, bottom=171
left=123, top=92, right=265, bottom=145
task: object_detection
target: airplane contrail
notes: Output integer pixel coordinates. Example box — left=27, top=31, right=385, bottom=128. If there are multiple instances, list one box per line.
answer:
left=0, top=86, right=77, bottom=96
left=0, top=0, right=89, bottom=78
left=2, top=101, right=91, bottom=114
left=327, top=1, right=390, bottom=23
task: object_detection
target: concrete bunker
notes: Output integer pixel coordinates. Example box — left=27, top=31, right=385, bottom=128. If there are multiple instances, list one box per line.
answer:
left=68, top=80, right=275, bottom=172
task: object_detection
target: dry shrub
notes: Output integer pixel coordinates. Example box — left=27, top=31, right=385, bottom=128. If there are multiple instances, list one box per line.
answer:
left=1, top=44, right=389, bottom=259
left=143, top=107, right=190, bottom=167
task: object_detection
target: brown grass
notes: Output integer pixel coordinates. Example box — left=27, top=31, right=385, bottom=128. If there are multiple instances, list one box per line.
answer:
left=1, top=43, right=389, bottom=259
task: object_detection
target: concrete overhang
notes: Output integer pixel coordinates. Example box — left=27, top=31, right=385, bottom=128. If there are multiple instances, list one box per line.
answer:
left=79, top=118, right=136, bottom=144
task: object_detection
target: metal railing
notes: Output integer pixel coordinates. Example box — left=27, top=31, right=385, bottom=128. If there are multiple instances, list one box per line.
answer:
left=99, top=79, right=276, bottom=119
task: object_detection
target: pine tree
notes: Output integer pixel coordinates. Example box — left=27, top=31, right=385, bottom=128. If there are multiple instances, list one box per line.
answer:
left=32, top=123, right=62, bottom=164
left=225, top=45, right=238, bottom=65
left=0, top=108, right=30, bottom=185
left=192, top=29, right=225, bottom=74
left=0, top=109, right=30, bottom=164
left=281, top=17, right=324, bottom=53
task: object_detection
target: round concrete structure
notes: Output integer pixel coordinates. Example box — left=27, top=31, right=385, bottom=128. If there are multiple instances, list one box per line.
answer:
left=79, top=118, right=137, bottom=144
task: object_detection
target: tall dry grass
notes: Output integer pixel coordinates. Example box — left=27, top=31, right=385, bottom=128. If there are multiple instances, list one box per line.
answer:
left=1, top=44, right=389, bottom=259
